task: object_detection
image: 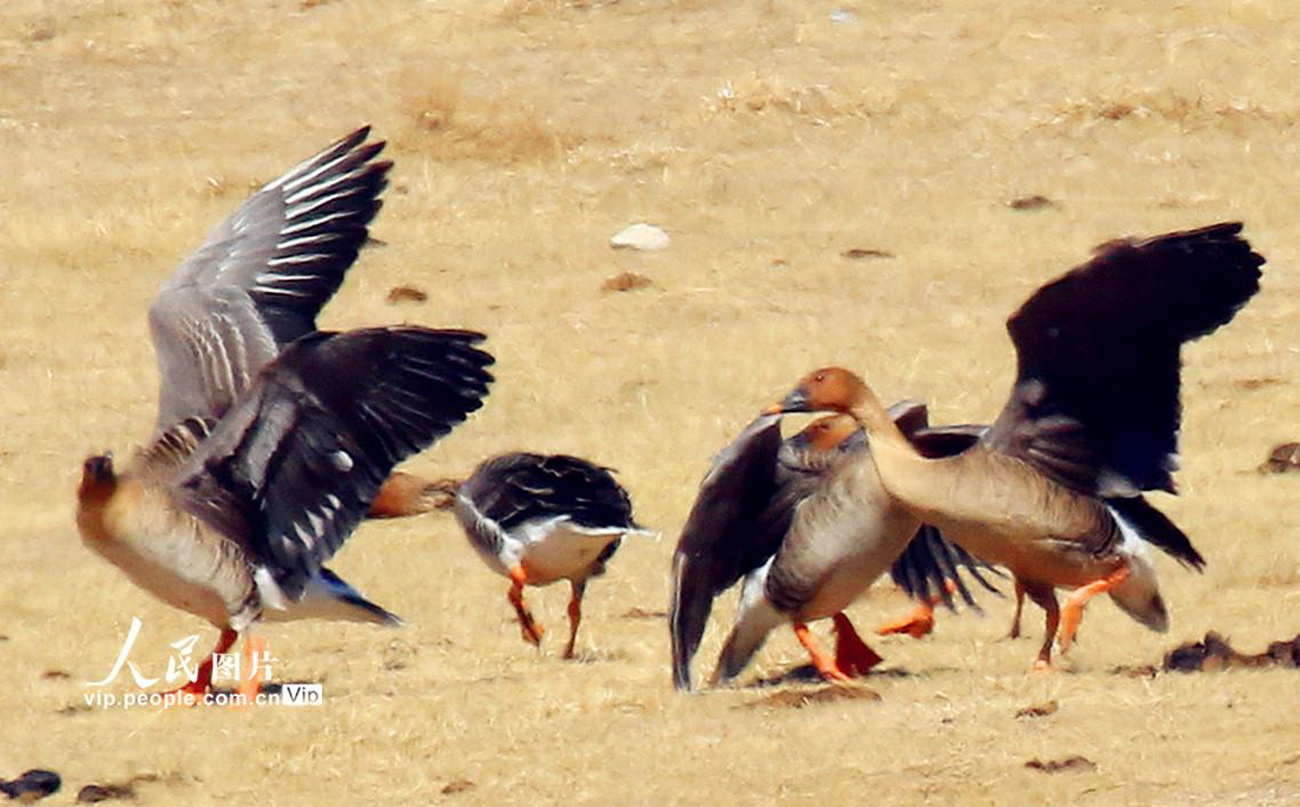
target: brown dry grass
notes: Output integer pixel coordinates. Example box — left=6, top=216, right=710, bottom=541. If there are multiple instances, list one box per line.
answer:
left=2, top=0, right=1298, bottom=804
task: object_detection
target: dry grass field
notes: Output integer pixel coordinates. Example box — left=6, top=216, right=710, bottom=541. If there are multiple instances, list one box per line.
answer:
left=2, top=0, right=1298, bottom=804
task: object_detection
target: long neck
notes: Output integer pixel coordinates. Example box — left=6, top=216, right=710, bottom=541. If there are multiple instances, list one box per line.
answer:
left=846, top=386, right=946, bottom=515
left=847, top=383, right=911, bottom=448
left=76, top=472, right=119, bottom=542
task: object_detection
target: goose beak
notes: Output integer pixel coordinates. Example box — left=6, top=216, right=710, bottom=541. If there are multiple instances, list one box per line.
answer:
left=765, top=386, right=810, bottom=415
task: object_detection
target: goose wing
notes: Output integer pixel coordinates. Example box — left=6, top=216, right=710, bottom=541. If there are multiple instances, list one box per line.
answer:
left=671, top=414, right=791, bottom=690
left=168, top=326, right=493, bottom=602
left=461, top=453, right=640, bottom=532
left=148, top=127, right=391, bottom=433
left=984, top=222, right=1263, bottom=496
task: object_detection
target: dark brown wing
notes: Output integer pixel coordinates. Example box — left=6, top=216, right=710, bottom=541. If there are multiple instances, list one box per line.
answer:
left=670, top=414, right=788, bottom=690
left=1107, top=495, right=1205, bottom=571
left=889, top=524, right=1002, bottom=609
left=984, top=222, right=1263, bottom=496
left=149, top=127, right=391, bottom=433
left=170, top=326, right=493, bottom=601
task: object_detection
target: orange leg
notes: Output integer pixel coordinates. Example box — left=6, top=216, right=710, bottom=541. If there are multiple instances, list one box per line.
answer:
left=507, top=565, right=544, bottom=647
left=832, top=613, right=883, bottom=676
left=876, top=580, right=957, bottom=638
left=1058, top=563, right=1132, bottom=654
left=162, top=627, right=237, bottom=704
left=563, top=579, right=585, bottom=660
left=1008, top=579, right=1026, bottom=639
left=793, top=622, right=851, bottom=682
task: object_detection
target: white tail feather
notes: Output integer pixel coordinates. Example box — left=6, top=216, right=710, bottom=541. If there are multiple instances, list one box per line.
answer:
left=1107, top=507, right=1170, bottom=632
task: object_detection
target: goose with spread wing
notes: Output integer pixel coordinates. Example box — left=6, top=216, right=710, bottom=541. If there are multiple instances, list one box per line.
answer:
left=769, top=222, right=1261, bottom=669
left=671, top=406, right=997, bottom=690
left=76, top=128, right=494, bottom=698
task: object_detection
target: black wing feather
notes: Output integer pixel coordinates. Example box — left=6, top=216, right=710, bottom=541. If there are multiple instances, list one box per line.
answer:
left=462, top=453, right=639, bottom=532
left=1107, top=495, right=1206, bottom=571
left=174, top=326, right=493, bottom=600
left=988, top=222, right=1263, bottom=495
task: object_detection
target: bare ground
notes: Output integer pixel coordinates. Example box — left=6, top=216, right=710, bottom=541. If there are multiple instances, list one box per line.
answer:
left=1, top=1, right=1298, bottom=804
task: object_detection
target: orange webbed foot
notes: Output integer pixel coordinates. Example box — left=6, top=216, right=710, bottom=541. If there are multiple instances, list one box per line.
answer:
left=876, top=603, right=936, bottom=639
left=230, top=634, right=270, bottom=708
left=1058, top=565, right=1132, bottom=654
left=160, top=627, right=238, bottom=707
left=795, top=621, right=855, bottom=682
left=832, top=613, right=884, bottom=676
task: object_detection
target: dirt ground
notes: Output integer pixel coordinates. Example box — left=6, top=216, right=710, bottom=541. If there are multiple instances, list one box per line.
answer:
left=2, top=1, right=1298, bottom=804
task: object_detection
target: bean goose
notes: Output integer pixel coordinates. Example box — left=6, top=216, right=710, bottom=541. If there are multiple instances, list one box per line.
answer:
left=671, top=406, right=995, bottom=690
left=769, top=222, right=1261, bottom=669
left=76, top=128, right=494, bottom=698
left=450, top=453, right=654, bottom=659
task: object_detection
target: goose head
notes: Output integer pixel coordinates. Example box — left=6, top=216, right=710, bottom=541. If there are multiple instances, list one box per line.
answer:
left=79, top=453, right=116, bottom=489
left=77, top=453, right=119, bottom=517
left=786, top=413, right=864, bottom=455
left=766, top=367, right=870, bottom=415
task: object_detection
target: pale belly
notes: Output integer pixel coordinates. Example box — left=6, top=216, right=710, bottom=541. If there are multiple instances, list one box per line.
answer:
left=792, top=509, right=919, bottom=621
left=91, top=537, right=236, bottom=627
left=507, top=522, right=624, bottom=586
left=769, top=460, right=921, bottom=621
left=84, top=489, right=254, bottom=628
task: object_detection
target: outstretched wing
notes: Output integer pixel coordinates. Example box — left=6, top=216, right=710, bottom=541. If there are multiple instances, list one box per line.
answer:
left=984, top=222, right=1263, bottom=496
left=149, top=126, right=391, bottom=433
left=670, top=414, right=788, bottom=690
left=170, top=326, right=494, bottom=601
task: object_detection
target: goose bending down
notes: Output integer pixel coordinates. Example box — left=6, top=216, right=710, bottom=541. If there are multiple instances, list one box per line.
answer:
left=76, top=127, right=495, bottom=698
left=449, top=453, right=654, bottom=659
left=769, top=222, right=1262, bottom=669
left=671, top=406, right=997, bottom=691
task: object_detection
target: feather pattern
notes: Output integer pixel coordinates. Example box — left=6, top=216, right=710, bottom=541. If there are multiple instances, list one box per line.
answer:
left=172, top=326, right=494, bottom=601
left=454, top=452, right=644, bottom=577
left=148, top=126, right=391, bottom=434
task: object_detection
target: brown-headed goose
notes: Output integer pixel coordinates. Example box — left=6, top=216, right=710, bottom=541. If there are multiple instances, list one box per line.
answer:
left=76, top=128, right=495, bottom=698
left=671, top=408, right=996, bottom=690
left=448, top=453, right=654, bottom=659
left=770, top=222, right=1261, bottom=669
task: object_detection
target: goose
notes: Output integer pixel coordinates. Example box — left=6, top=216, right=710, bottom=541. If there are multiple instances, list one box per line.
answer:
left=671, top=406, right=996, bottom=690
left=78, top=327, right=493, bottom=697
left=768, top=222, right=1261, bottom=669
left=448, top=453, right=654, bottom=659
left=76, top=127, right=495, bottom=697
